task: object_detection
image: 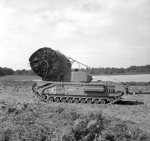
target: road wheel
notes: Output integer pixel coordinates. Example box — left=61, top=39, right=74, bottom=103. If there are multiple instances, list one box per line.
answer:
left=99, top=99, right=106, bottom=104
left=74, top=98, right=79, bottom=104
left=87, top=98, right=93, bottom=104
left=61, top=97, right=66, bottom=103
left=109, top=98, right=115, bottom=103
left=67, top=98, right=73, bottom=103
left=48, top=97, right=54, bottom=102
left=55, top=97, right=60, bottom=102
left=93, top=99, right=99, bottom=104
left=80, top=98, right=86, bottom=104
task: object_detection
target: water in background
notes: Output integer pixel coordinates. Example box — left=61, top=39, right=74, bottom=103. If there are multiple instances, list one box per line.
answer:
left=0, top=74, right=149, bottom=82
left=92, top=74, right=150, bottom=82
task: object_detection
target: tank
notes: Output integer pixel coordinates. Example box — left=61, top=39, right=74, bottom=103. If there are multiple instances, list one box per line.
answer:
left=29, top=47, right=124, bottom=104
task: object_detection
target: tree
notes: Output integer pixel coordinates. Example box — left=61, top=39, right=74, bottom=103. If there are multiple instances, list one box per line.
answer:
left=0, top=67, right=14, bottom=76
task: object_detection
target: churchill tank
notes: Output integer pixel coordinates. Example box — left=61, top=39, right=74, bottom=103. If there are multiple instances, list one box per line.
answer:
left=29, top=47, right=125, bottom=104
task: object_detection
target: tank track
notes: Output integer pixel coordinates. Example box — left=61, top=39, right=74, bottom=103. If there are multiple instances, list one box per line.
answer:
left=32, top=83, right=122, bottom=105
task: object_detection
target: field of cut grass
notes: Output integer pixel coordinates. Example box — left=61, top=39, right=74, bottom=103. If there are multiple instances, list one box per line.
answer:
left=0, top=75, right=150, bottom=141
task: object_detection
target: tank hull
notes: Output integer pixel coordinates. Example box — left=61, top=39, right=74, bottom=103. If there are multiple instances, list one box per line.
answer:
left=32, top=81, right=123, bottom=104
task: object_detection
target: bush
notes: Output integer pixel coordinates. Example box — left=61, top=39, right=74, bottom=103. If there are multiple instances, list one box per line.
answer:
left=62, top=113, right=150, bottom=141
left=62, top=113, right=107, bottom=141
left=103, top=121, right=150, bottom=141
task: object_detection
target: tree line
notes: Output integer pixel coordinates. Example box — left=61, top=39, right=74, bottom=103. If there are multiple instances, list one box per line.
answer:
left=0, top=67, right=35, bottom=76
left=81, top=65, right=150, bottom=75
left=0, top=67, right=14, bottom=76
left=0, top=65, right=150, bottom=76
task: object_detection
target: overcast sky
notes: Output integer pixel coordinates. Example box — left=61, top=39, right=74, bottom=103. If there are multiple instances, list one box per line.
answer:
left=0, top=0, right=150, bottom=70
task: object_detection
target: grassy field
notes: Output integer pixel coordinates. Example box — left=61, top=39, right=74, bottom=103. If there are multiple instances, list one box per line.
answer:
left=0, top=75, right=41, bottom=81
left=0, top=75, right=150, bottom=141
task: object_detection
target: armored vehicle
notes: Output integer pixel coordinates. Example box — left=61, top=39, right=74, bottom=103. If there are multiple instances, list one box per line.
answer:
left=29, top=47, right=124, bottom=104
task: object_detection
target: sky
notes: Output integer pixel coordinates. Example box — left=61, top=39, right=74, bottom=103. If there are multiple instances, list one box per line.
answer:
left=0, top=0, right=150, bottom=70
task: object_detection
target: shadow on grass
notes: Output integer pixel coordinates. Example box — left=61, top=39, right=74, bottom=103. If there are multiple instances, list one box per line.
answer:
left=115, top=100, right=144, bottom=105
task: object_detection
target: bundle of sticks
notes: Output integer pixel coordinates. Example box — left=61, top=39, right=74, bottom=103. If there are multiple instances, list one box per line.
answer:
left=29, top=47, right=71, bottom=81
